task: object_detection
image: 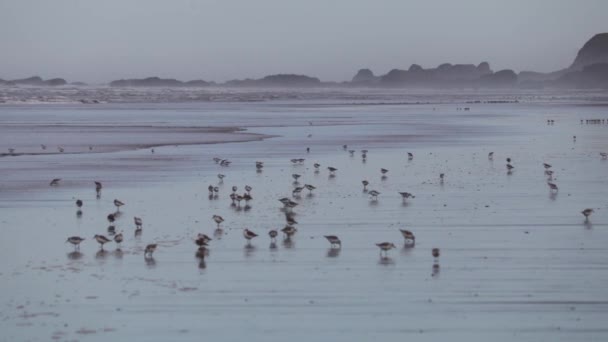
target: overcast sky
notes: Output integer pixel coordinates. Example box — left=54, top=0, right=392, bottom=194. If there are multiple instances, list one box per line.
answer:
left=1, top=0, right=607, bottom=83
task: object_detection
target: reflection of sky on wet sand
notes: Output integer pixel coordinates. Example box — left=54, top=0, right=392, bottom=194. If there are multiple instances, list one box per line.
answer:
left=1, top=97, right=608, bottom=341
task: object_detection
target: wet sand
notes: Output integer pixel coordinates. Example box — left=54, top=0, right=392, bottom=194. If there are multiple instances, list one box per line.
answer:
left=1, top=94, right=608, bottom=341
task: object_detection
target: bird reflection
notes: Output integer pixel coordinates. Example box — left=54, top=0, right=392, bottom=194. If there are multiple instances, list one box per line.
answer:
left=269, top=242, right=278, bottom=250
left=213, top=228, right=223, bottom=239
left=282, top=237, right=295, bottom=249
left=135, top=229, right=142, bottom=238
left=95, top=249, right=109, bottom=260
left=244, top=244, right=256, bottom=258
left=112, top=249, right=124, bottom=259
left=432, top=263, right=440, bottom=277
left=326, top=248, right=340, bottom=258
left=76, top=210, right=83, bottom=218
left=67, top=251, right=83, bottom=260
left=378, top=256, right=395, bottom=265
left=198, top=260, right=207, bottom=269
left=549, top=192, right=557, bottom=201
left=584, top=221, right=593, bottom=229
left=144, top=256, right=156, bottom=268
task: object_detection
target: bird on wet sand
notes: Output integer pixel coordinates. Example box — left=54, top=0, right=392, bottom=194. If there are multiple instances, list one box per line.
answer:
left=292, top=174, right=301, bottom=182
left=328, top=167, right=337, bottom=175
left=195, top=234, right=212, bottom=247
left=601, top=152, right=607, bottom=159
left=134, top=217, right=143, bottom=229
left=432, top=248, right=440, bottom=259
left=381, top=168, right=388, bottom=176
left=324, top=235, right=341, bottom=248
left=50, top=178, right=61, bottom=186
left=245, top=185, right=252, bottom=194
left=114, top=233, right=123, bottom=247
left=543, top=163, right=552, bottom=169
left=94, top=234, right=111, bottom=249
left=582, top=208, right=594, bottom=221
left=114, top=199, right=125, bottom=211
left=362, top=180, right=369, bottom=191
left=369, top=190, right=380, bottom=200
left=213, top=215, right=224, bottom=228
left=304, top=184, right=316, bottom=193
left=547, top=182, right=558, bottom=192
left=218, top=174, right=225, bottom=182
left=76, top=199, right=83, bottom=208
left=243, top=229, right=258, bottom=243
left=399, top=229, right=415, bottom=245
left=314, top=163, right=320, bottom=171
left=281, top=226, right=297, bottom=238
left=268, top=229, right=278, bottom=242
left=66, top=236, right=85, bottom=250
left=144, top=244, right=157, bottom=257
left=376, top=242, right=396, bottom=256
left=399, top=192, right=415, bottom=201
left=94, top=181, right=102, bottom=196
left=488, top=152, right=494, bottom=159
left=407, top=152, right=413, bottom=160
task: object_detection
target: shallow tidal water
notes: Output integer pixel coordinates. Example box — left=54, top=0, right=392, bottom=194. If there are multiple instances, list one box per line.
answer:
left=1, top=94, right=608, bottom=341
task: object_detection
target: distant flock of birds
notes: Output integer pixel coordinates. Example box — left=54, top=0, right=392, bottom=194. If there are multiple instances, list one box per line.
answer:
left=57, top=138, right=600, bottom=271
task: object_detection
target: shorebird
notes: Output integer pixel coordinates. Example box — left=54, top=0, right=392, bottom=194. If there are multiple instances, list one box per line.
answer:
left=213, top=157, right=221, bottom=163
left=41, top=144, right=47, bottom=150
left=292, top=187, right=303, bottom=196
left=245, top=185, right=252, bottom=194
left=376, top=242, right=396, bottom=256
left=195, top=233, right=212, bottom=247
left=328, top=167, right=337, bottom=175
left=268, top=229, right=278, bottom=242
left=297, top=158, right=305, bottom=163
left=94, top=181, right=102, bottom=195
left=361, top=149, right=368, bottom=154
left=49, top=178, right=61, bottom=186
left=292, top=174, right=301, bottom=181
left=58, top=147, right=64, bottom=153
left=349, top=150, right=355, bottom=156
left=381, top=168, right=389, bottom=175
left=208, top=185, right=214, bottom=195
left=144, top=244, right=157, bottom=257
left=285, top=216, right=298, bottom=226
left=407, top=152, right=413, bottom=160
left=134, top=217, right=143, bottom=229
left=314, top=163, right=320, bottom=170
left=547, top=182, right=558, bottom=192
left=243, top=229, right=258, bottom=242
left=582, top=208, right=594, bottom=220
left=439, top=173, right=445, bottom=182
left=362, top=180, right=369, bottom=191
left=342, top=144, right=348, bottom=150
left=217, top=174, right=225, bottom=182
left=290, top=158, right=298, bottom=164
left=235, top=194, right=244, bottom=206
left=399, top=192, right=415, bottom=201
left=506, top=163, right=514, bottom=171
left=8, top=148, right=14, bottom=154
left=107, top=213, right=115, bottom=224
left=545, top=170, right=554, bottom=177
left=399, top=229, right=415, bottom=245
left=369, top=190, right=380, bottom=200
left=114, top=232, right=123, bottom=247
left=601, top=152, right=608, bottom=159
left=232, top=185, right=238, bottom=193
left=488, top=152, right=494, bottom=159
left=89, top=145, right=93, bottom=151
left=279, top=197, right=291, bottom=206
left=114, top=199, right=125, bottom=211
left=304, top=184, right=316, bottom=193
left=432, top=248, right=440, bottom=259
left=285, top=200, right=298, bottom=210
left=543, top=163, right=552, bottom=169
left=94, top=234, right=111, bottom=249
left=281, top=226, right=297, bottom=238
left=362, top=153, right=367, bottom=160
left=213, top=215, right=224, bottom=228
left=220, top=159, right=231, bottom=166
left=66, top=236, right=85, bottom=250
left=256, top=162, right=264, bottom=170
left=213, top=186, right=220, bottom=195
left=324, top=235, right=341, bottom=248
left=506, top=157, right=511, bottom=163
left=76, top=199, right=83, bottom=208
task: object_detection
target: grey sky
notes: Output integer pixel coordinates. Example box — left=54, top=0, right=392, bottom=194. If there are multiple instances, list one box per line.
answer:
left=1, top=0, right=606, bottom=83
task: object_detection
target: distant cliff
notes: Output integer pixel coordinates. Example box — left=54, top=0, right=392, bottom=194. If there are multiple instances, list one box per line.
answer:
left=225, top=74, right=321, bottom=87
left=0, top=76, right=67, bottom=86
left=570, top=33, right=608, bottom=71
left=109, top=77, right=212, bottom=87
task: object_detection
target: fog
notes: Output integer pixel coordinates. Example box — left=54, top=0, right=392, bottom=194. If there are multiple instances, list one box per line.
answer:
left=0, top=0, right=607, bottom=83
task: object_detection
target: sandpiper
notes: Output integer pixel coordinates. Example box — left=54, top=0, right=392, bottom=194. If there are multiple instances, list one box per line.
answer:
left=76, top=199, right=83, bottom=208
left=114, top=232, right=123, bottom=247
left=582, top=208, right=594, bottom=220
left=268, top=229, right=278, bottom=242
left=381, top=168, right=388, bottom=175
left=94, top=181, right=102, bottom=195
left=292, top=174, right=301, bottom=182
left=213, top=215, right=224, bottom=228
left=342, top=144, right=348, bottom=150
left=439, top=173, right=445, bottom=182
left=49, top=178, right=61, bottom=186
left=399, top=192, right=415, bottom=200
left=399, top=229, right=415, bottom=245
left=245, top=185, right=252, bottom=194
left=547, top=182, right=558, bottom=192
left=217, top=174, right=225, bottom=182
left=232, top=185, right=238, bottom=193
left=107, top=213, right=115, bottom=223
left=58, top=146, right=64, bottom=153
left=208, top=185, right=214, bottom=195
left=220, top=159, right=231, bottom=166
left=195, top=233, right=212, bottom=247
left=488, top=152, right=494, bottom=159
left=144, top=244, right=157, bottom=257
left=41, top=144, right=47, bottom=150
left=134, top=216, right=143, bottom=229
left=506, top=163, right=514, bottom=171
left=243, top=229, right=258, bottom=242
left=432, top=248, right=440, bottom=259
left=292, top=187, right=304, bottom=196
left=286, top=216, right=298, bottom=226
left=362, top=180, right=369, bottom=191
left=256, top=162, right=264, bottom=170
left=304, top=184, right=316, bottom=193
left=94, top=234, right=112, bottom=249
left=213, top=186, right=220, bottom=195
left=543, top=163, right=552, bottom=169
left=600, top=152, right=607, bottom=159
left=66, top=236, right=85, bottom=250
left=376, top=242, right=396, bottom=256
left=324, top=235, right=341, bottom=248
left=279, top=197, right=291, bottom=206
left=285, top=200, right=298, bottom=210
left=213, top=157, right=221, bottom=163
left=114, top=199, right=125, bottom=211
left=369, top=190, right=380, bottom=200
left=407, top=152, right=413, bottom=160
left=281, top=226, right=297, bottom=238
left=328, top=167, right=338, bottom=175
left=314, top=163, right=320, bottom=170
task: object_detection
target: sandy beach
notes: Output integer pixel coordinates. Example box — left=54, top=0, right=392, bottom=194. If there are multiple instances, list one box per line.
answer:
left=1, top=90, right=607, bottom=341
